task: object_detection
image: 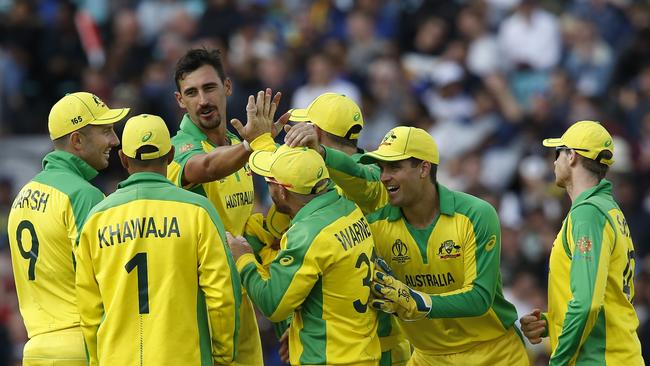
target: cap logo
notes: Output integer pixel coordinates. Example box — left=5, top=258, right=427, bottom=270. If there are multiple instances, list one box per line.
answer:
left=604, top=139, right=612, bottom=147
left=91, top=94, right=105, bottom=108
left=317, top=166, right=324, bottom=178
left=142, top=131, right=153, bottom=142
left=379, top=132, right=398, bottom=147
left=353, top=112, right=361, bottom=121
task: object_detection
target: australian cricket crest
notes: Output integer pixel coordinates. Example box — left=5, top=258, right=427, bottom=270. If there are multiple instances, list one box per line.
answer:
left=438, top=240, right=461, bottom=259
left=391, top=239, right=410, bottom=264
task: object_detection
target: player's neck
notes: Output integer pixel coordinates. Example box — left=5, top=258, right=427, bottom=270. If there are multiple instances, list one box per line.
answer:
left=198, top=123, right=228, bottom=147
left=402, top=183, right=439, bottom=228
left=566, top=169, right=599, bottom=202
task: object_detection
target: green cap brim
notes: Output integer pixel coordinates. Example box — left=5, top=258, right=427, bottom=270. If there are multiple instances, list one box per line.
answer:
left=542, top=138, right=564, bottom=147
left=359, top=151, right=411, bottom=165
left=89, top=107, right=131, bottom=125
left=249, top=150, right=274, bottom=178
left=288, top=108, right=310, bottom=122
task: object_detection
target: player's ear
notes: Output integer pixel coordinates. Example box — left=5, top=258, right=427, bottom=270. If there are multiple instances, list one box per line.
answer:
left=165, top=146, right=175, bottom=165
left=118, top=150, right=129, bottom=170
left=69, top=130, right=84, bottom=152
left=174, top=91, right=185, bottom=109
left=420, top=161, right=431, bottom=179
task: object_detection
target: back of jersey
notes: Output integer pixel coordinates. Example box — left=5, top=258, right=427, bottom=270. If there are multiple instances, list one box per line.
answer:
left=75, top=174, right=240, bottom=366
left=289, top=194, right=380, bottom=364
left=8, top=174, right=99, bottom=338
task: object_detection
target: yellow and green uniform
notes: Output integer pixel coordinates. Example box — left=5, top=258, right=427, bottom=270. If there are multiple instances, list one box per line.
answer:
left=323, top=146, right=409, bottom=365
left=75, top=172, right=241, bottom=366
left=7, top=151, right=104, bottom=365
left=167, top=114, right=261, bottom=365
left=546, top=179, right=644, bottom=365
left=367, top=184, right=527, bottom=365
left=237, top=190, right=381, bottom=365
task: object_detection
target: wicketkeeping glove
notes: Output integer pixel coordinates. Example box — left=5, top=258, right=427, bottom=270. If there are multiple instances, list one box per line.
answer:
left=370, top=258, right=432, bottom=321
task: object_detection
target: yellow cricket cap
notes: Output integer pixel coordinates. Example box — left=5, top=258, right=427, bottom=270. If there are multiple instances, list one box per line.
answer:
left=249, top=145, right=330, bottom=195
left=121, top=114, right=172, bottom=160
left=48, top=92, right=130, bottom=140
left=359, top=126, right=439, bottom=165
left=542, top=120, right=614, bottom=165
left=288, top=93, right=364, bottom=139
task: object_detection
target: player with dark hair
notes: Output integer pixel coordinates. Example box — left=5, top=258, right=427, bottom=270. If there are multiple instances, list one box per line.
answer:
left=168, top=48, right=288, bottom=365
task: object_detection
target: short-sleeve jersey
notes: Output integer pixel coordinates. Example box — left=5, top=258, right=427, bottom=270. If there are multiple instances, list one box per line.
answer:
left=167, top=115, right=254, bottom=236
left=547, top=179, right=643, bottom=365
left=368, top=184, right=520, bottom=355
left=75, top=173, right=241, bottom=366
left=7, top=151, right=104, bottom=338
left=236, top=190, right=381, bottom=365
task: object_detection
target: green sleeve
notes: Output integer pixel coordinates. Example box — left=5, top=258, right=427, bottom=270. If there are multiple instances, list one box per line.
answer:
left=170, top=135, right=204, bottom=187
left=323, top=146, right=387, bottom=214
left=427, top=201, right=501, bottom=318
left=239, top=226, right=321, bottom=322
left=549, top=205, right=611, bottom=366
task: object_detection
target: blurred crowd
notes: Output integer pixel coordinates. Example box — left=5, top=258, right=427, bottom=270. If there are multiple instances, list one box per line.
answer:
left=1, top=0, right=650, bottom=364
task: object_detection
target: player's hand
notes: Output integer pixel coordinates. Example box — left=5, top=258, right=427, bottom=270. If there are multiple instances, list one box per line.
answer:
left=284, top=123, right=324, bottom=156
left=520, top=309, right=547, bottom=344
left=278, top=328, right=290, bottom=364
left=231, top=88, right=282, bottom=142
left=370, top=258, right=432, bottom=321
left=225, top=232, right=253, bottom=260
left=273, top=112, right=291, bottom=138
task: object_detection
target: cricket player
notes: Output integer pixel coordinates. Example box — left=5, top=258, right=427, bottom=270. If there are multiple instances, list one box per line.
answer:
left=7, top=92, right=128, bottom=365
left=323, top=126, right=527, bottom=365
left=520, top=121, right=644, bottom=365
left=167, top=48, right=285, bottom=365
left=75, top=114, right=241, bottom=365
left=285, top=93, right=410, bottom=365
left=227, top=145, right=381, bottom=365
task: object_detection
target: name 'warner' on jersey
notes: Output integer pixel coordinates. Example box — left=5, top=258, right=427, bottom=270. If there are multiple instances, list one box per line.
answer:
left=237, top=190, right=381, bottom=365
left=167, top=115, right=254, bottom=236
left=8, top=151, right=105, bottom=338
left=75, top=173, right=240, bottom=366
left=547, top=179, right=643, bottom=365
left=368, top=183, right=519, bottom=354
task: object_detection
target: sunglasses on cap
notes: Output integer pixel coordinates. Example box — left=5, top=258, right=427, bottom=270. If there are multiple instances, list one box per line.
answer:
left=554, top=146, right=589, bottom=160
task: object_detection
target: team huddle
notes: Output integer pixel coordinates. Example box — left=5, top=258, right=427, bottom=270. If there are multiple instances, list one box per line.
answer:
left=7, top=48, right=644, bottom=366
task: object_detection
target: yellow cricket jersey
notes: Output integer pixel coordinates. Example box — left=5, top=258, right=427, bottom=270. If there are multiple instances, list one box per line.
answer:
left=167, top=114, right=261, bottom=365
left=367, top=184, right=522, bottom=356
left=167, top=114, right=254, bottom=236
left=237, top=190, right=381, bottom=365
left=8, top=151, right=104, bottom=338
left=75, top=172, right=241, bottom=366
left=546, top=179, right=644, bottom=365
left=322, top=146, right=409, bottom=365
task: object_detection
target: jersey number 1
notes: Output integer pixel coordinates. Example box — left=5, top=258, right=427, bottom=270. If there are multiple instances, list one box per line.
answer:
left=125, top=252, right=150, bottom=314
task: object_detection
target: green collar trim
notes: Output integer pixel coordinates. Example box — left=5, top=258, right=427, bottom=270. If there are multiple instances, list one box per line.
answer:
left=42, top=150, right=99, bottom=181
left=572, top=179, right=612, bottom=207
left=292, top=189, right=339, bottom=223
